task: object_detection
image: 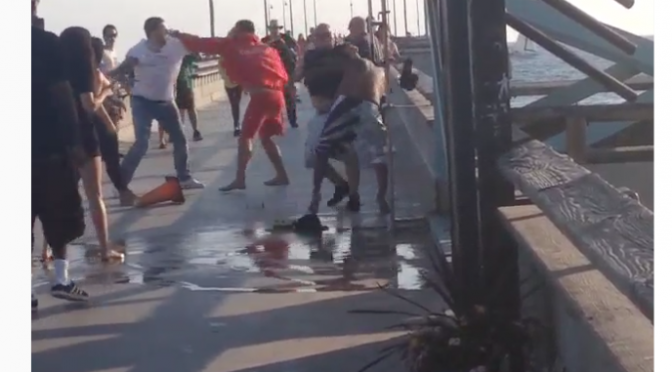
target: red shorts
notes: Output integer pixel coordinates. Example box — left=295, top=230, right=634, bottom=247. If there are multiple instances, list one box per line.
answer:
left=241, top=90, right=286, bottom=140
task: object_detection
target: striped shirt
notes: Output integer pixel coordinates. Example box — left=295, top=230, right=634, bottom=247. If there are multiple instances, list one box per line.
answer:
left=314, top=96, right=363, bottom=157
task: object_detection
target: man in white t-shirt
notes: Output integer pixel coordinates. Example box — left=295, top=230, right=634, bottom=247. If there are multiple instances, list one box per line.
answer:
left=109, top=17, right=204, bottom=190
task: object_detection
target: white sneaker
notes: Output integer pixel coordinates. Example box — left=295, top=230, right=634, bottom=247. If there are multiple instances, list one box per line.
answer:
left=180, top=178, right=205, bottom=190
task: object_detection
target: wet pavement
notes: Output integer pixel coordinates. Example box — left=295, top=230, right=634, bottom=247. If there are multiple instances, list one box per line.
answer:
left=32, top=88, right=439, bottom=372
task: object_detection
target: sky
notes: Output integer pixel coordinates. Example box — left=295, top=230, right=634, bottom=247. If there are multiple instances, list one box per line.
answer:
left=38, top=0, right=654, bottom=55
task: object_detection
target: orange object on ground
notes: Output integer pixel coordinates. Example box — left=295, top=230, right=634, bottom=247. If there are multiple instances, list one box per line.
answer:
left=241, top=90, right=286, bottom=140
left=134, top=176, right=185, bottom=208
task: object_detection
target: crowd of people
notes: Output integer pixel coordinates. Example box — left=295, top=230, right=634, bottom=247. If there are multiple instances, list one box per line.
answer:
left=31, top=0, right=400, bottom=310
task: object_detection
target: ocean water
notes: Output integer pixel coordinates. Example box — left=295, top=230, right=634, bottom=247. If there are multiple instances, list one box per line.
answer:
left=509, top=45, right=628, bottom=106
left=409, top=39, right=652, bottom=106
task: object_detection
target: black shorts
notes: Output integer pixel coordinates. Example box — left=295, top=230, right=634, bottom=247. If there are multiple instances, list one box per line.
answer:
left=32, top=155, right=85, bottom=249
left=175, top=82, right=195, bottom=110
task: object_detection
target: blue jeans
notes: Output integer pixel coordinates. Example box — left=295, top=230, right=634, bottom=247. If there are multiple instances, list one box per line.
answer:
left=121, top=96, right=192, bottom=185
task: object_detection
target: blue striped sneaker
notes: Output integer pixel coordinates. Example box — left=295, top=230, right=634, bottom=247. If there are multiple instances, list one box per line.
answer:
left=51, top=281, right=89, bottom=302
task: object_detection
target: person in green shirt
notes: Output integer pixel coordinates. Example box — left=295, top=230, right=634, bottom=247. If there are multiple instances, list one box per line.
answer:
left=174, top=54, right=202, bottom=141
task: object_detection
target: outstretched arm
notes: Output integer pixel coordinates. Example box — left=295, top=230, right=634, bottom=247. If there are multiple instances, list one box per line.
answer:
left=174, top=32, right=232, bottom=59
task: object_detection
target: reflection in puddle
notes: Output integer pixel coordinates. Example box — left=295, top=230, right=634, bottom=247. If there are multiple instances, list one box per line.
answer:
left=32, top=219, right=432, bottom=293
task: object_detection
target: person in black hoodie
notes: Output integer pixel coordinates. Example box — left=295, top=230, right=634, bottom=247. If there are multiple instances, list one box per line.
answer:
left=32, top=0, right=88, bottom=307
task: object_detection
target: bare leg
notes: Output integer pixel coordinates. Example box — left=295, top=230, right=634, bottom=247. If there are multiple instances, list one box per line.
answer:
left=260, top=136, right=290, bottom=186
left=374, top=162, right=390, bottom=214
left=324, top=162, right=347, bottom=186
left=219, top=137, right=253, bottom=191
left=80, top=157, right=123, bottom=260
left=42, top=239, right=51, bottom=262
left=187, top=107, right=199, bottom=132
left=342, top=149, right=360, bottom=196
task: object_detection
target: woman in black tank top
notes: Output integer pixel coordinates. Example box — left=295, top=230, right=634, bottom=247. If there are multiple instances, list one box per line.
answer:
left=59, top=27, right=123, bottom=261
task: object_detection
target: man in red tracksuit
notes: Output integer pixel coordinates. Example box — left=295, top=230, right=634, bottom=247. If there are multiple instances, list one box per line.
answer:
left=174, top=20, right=290, bottom=192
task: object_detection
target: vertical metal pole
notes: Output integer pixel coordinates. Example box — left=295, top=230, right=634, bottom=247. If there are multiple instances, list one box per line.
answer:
left=469, top=0, right=520, bottom=368
left=350, top=0, right=354, bottom=19
left=402, top=0, right=408, bottom=35
left=367, top=0, right=374, bottom=35
left=415, top=0, right=421, bottom=36
left=442, top=0, right=481, bottom=307
left=424, top=0, right=428, bottom=36
left=208, top=0, right=215, bottom=37
left=289, top=0, right=295, bottom=33
left=264, top=0, right=270, bottom=35
left=303, top=0, right=309, bottom=35
left=313, top=0, right=318, bottom=26
left=392, top=0, right=398, bottom=36
left=283, top=1, right=287, bottom=28
left=380, top=0, right=395, bottom=233
left=426, top=0, right=448, bottom=205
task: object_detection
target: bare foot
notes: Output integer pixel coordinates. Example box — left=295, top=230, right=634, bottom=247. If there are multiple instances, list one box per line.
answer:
left=119, top=190, right=137, bottom=207
left=264, top=176, right=290, bottom=187
left=102, top=249, right=125, bottom=262
left=219, top=180, right=246, bottom=192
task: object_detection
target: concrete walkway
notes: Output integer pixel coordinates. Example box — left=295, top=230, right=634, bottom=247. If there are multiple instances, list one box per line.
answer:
left=32, top=89, right=438, bottom=372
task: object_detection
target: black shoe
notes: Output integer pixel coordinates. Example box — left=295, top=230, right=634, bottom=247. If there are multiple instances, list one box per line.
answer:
left=51, top=281, right=89, bottom=302
left=32, top=294, right=38, bottom=311
left=327, top=184, right=349, bottom=207
left=290, top=121, right=299, bottom=128
left=233, top=127, right=241, bottom=137
left=346, top=194, right=361, bottom=212
left=193, top=130, right=203, bottom=141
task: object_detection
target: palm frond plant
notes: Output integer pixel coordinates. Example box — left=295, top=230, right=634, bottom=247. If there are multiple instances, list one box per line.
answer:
left=350, top=239, right=542, bottom=372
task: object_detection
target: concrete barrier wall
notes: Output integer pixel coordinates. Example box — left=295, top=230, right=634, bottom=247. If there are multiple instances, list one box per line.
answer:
left=387, top=69, right=451, bottom=214
left=501, top=205, right=653, bottom=372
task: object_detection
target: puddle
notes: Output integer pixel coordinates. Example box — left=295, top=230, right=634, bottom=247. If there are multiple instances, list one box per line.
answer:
left=33, top=218, right=432, bottom=293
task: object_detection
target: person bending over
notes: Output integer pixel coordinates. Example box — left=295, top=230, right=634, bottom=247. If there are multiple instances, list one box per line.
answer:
left=308, top=43, right=390, bottom=215
left=303, top=70, right=357, bottom=210
left=174, top=20, right=291, bottom=191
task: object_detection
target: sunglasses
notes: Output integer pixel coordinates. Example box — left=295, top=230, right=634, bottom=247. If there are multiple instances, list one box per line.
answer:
left=104, top=32, right=118, bottom=39
left=315, top=32, right=332, bottom=39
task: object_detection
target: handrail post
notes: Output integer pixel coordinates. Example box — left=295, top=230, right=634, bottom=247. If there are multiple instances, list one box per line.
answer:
left=470, top=0, right=523, bottom=369
left=566, top=117, right=587, bottom=163
left=439, top=0, right=481, bottom=307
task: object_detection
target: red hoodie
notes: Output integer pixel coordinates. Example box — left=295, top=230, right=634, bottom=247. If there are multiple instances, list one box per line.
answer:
left=178, top=33, right=288, bottom=91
